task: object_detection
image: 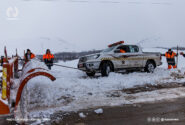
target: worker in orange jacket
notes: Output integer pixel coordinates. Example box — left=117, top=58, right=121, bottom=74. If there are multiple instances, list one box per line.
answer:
left=24, top=49, right=35, bottom=62
left=120, top=49, right=126, bottom=53
left=43, top=49, right=54, bottom=70
left=165, top=49, right=178, bottom=69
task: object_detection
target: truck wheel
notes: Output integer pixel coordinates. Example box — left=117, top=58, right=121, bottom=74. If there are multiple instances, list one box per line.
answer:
left=145, top=61, right=155, bottom=73
left=101, top=62, right=111, bottom=77
left=86, top=72, right=95, bottom=77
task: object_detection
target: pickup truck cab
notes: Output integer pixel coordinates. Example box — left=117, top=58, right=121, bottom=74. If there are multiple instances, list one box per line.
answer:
left=78, top=41, right=162, bottom=77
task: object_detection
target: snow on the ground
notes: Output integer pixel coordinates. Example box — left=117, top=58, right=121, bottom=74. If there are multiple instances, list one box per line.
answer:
left=79, top=112, right=86, bottom=118
left=94, top=108, right=103, bottom=114
left=12, top=48, right=185, bottom=121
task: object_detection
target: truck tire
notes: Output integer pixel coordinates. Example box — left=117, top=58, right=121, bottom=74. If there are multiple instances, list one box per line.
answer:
left=86, top=72, right=95, bottom=77
left=145, top=61, right=155, bottom=73
left=101, top=62, right=111, bottom=77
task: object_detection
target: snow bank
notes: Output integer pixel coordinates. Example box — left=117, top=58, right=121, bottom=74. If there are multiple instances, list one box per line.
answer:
left=22, top=59, right=47, bottom=76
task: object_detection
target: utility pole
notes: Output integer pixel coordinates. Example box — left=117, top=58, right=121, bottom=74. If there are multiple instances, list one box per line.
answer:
left=176, top=45, right=179, bottom=68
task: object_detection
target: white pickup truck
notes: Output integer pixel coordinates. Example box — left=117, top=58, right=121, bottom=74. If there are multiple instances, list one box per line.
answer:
left=78, top=41, right=162, bottom=77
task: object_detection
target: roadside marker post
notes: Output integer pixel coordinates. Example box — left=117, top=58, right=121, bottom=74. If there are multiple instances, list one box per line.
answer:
left=2, top=67, right=7, bottom=100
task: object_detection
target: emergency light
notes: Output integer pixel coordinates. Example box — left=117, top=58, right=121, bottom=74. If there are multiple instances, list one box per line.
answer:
left=108, top=41, right=124, bottom=47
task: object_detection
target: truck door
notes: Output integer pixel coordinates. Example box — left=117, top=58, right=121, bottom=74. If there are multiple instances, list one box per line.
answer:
left=113, top=45, right=132, bottom=68
left=127, top=45, right=143, bottom=68
left=113, top=45, right=143, bottom=68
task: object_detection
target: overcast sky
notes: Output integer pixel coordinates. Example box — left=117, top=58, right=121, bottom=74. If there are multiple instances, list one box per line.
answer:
left=0, top=0, right=185, bottom=55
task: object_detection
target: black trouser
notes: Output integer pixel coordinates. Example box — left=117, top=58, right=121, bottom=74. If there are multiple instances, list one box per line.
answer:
left=166, top=58, right=176, bottom=66
left=44, top=60, right=53, bottom=70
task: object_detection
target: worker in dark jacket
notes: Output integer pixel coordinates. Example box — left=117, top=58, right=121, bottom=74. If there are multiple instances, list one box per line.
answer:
left=180, top=52, right=185, bottom=57
left=165, top=49, right=178, bottom=69
left=24, top=49, right=35, bottom=62
left=43, top=49, right=54, bottom=70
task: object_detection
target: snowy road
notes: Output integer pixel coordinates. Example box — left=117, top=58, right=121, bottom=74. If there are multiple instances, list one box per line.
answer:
left=49, top=97, right=185, bottom=125
left=2, top=95, right=185, bottom=125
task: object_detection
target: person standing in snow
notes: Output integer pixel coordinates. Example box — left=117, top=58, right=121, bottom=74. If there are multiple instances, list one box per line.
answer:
left=24, top=49, right=35, bottom=62
left=43, top=49, right=54, bottom=70
left=165, top=49, right=178, bottom=69
left=180, top=52, right=185, bottom=57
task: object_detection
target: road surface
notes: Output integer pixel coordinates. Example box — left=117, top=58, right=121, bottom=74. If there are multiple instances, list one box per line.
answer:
left=50, top=97, right=185, bottom=125
left=1, top=97, right=185, bottom=125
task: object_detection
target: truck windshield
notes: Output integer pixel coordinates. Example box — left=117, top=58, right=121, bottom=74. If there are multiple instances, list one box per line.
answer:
left=102, top=46, right=115, bottom=53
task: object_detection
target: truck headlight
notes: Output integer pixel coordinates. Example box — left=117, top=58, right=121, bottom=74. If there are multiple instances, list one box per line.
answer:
left=83, top=54, right=100, bottom=61
left=93, top=54, right=100, bottom=59
left=89, top=54, right=100, bottom=60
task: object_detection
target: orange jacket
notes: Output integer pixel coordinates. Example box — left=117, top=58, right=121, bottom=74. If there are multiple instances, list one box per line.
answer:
left=25, top=53, right=35, bottom=62
left=43, top=54, right=54, bottom=60
left=30, top=53, right=35, bottom=59
left=165, top=51, right=177, bottom=59
left=120, top=49, right=126, bottom=53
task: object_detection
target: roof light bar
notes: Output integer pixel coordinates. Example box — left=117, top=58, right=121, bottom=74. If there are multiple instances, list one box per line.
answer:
left=108, top=41, right=124, bottom=47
